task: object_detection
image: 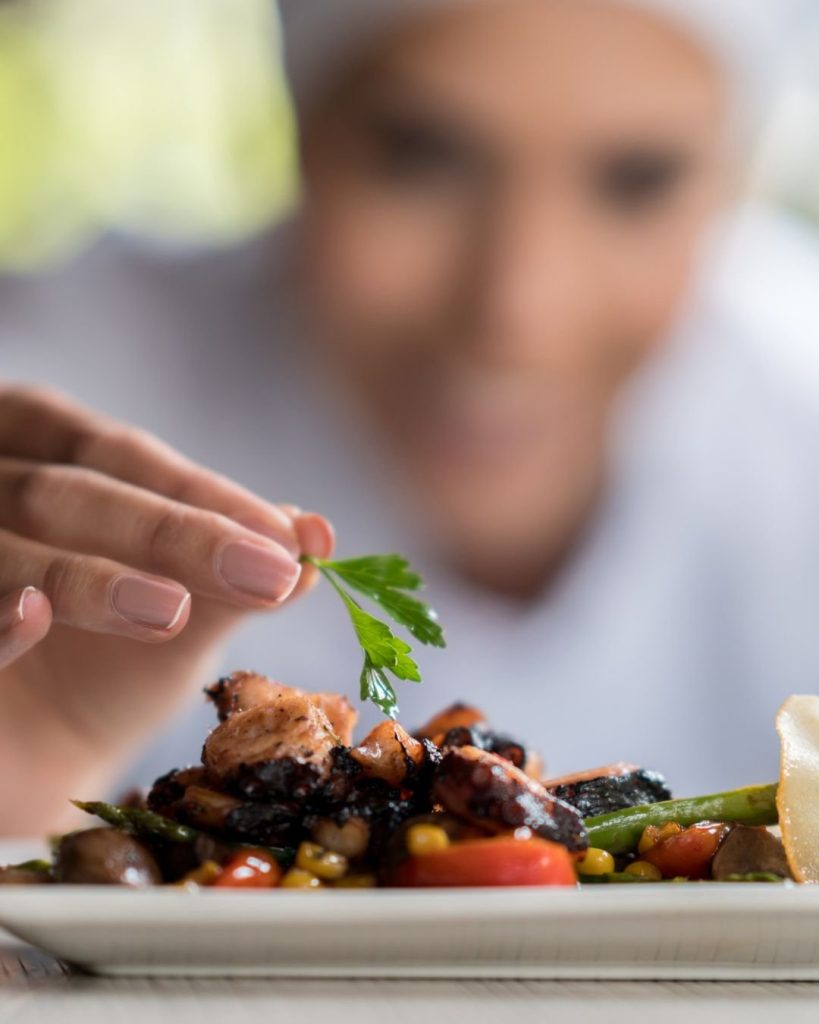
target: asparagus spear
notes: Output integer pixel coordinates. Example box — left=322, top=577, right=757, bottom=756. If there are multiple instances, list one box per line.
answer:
left=72, top=800, right=199, bottom=843
left=72, top=800, right=293, bottom=864
left=586, top=783, right=779, bottom=855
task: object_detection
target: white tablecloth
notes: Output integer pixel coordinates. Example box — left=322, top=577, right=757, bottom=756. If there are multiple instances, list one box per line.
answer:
left=3, top=937, right=819, bottom=1024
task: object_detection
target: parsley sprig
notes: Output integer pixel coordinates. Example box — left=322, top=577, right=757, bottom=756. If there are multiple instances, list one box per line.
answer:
left=302, top=554, right=445, bottom=719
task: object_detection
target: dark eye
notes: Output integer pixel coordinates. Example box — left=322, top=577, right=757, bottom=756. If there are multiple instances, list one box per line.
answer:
left=362, top=110, right=479, bottom=186
left=594, top=151, right=690, bottom=211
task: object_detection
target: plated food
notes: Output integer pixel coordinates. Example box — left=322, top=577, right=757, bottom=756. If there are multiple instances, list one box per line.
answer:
left=2, top=554, right=816, bottom=892
left=2, top=675, right=813, bottom=890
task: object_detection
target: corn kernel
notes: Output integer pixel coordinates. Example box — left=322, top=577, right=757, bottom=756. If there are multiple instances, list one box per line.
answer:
left=333, top=873, right=378, bottom=889
left=657, top=822, right=683, bottom=842
left=174, top=860, right=222, bottom=889
left=624, top=860, right=663, bottom=881
left=406, top=824, right=451, bottom=857
left=295, top=842, right=348, bottom=881
left=638, top=825, right=661, bottom=855
left=281, top=868, right=323, bottom=889
left=577, top=848, right=615, bottom=876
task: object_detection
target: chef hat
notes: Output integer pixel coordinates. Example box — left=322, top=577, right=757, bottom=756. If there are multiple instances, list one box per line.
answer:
left=279, top=0, right=803, bottom=143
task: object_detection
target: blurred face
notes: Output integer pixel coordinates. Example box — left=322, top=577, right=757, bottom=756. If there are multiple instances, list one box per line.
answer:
left=299, top=0, right=730, bottom=594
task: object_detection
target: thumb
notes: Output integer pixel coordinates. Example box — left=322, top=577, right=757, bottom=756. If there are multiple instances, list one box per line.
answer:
left=0, top=588, right=53, bottom=670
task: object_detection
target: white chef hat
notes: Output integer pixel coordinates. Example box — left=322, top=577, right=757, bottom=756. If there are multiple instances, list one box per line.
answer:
left=279, top=0, right=803, bottom=144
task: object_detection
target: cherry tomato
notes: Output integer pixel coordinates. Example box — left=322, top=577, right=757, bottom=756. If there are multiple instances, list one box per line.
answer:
left=643, top=822, right=728, bottom=879
left=392, top=836, right=577, bottom=888
left=212, top=849, right=283, bottom=888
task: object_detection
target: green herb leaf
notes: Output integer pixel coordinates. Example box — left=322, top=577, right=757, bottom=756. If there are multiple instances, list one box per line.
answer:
left=337, top=589, right=421, bottom=681
left=325, top=554, right=423, bottom=592
left=360, top=654, right=400, bottom=718
left=319, top=554, right=445, bottom=649
left=304, top=553, right=445, bottom=718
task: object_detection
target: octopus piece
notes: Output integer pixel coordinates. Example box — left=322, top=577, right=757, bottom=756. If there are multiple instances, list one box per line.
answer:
left=433, top=745, right=588, bottom=852
left=202, top=690, right=338, bottom=783
left=205, top=672, right=358, bottom=745
left=349, top=720, right=427, bottom=788
left=439, top=725, right=542, bottom=780
left=415, top=702, right=487, bottom=744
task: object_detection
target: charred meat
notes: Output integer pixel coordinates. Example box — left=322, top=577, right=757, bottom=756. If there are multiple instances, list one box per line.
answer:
left=433, top=746, right=588, bottom=852
left=544, top=763, right=671, bottom=818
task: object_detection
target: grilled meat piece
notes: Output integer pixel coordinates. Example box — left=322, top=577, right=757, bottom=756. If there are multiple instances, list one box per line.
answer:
left=224, top=800, right=305, bottom=848
left=440, top=725, right=541, bottom=779
left=317, top=748, right=439, bottom=848
left=311, top=693, right=358, bottom=747
left=206, top=671, right=284, bottom=721
left=202, top=691, right=337, bottom=783
left=433, top=746, right=588, bottom=852
left=176, top=785, right=243, bottom=831
left=205, top=672, right=358, bottom=745
left=416, top=703, right=487, bottom=743
left=543, top=763, right=671, bottom=818
left=213, top=744, right=437, bottom=852
left=350, top=721, right=428, bottom=787
left=231, top=758, right=326, bottom=803
left=711, top=825, right=792, bottom=880
left=147, top=765, right=208, bottom=820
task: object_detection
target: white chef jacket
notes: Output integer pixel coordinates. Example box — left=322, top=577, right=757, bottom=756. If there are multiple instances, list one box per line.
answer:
left=2, top=204, right=819, bottom=796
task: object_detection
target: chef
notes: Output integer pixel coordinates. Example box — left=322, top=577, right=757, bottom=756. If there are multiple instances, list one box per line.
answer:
left=1, top=0, right=817, bottom=832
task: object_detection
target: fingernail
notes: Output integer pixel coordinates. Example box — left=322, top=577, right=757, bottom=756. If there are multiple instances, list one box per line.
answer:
left=111, top=576, right=190, bottom=630
left=0, top=587, right=35, bottom=632
left=296, top=513, right=335, bottom=560
left=217, top=540, right=301, bottom=602
left=231, top=514, right=300, bottom=559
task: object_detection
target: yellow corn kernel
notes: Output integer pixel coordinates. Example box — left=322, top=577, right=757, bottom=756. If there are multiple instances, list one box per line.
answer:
left=657, top=822, right=683, bottom=842
left=295, top=841, right=348, bottom=881
left=281, top=868, right=323, bottom=889
left=638, top=825, right=662, bottom=855
left=577, top=848, right=616, bottom=876
left=174, top=860, right=222, bottom=890
left=624, top=860, right=663, bottom=881
left=333, top=873, right=378, bottom=889
left=406, top=824, right=451, bottom=857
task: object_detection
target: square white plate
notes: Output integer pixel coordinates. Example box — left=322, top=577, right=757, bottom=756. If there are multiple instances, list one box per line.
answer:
left=3, top=878, right=819, bottom=980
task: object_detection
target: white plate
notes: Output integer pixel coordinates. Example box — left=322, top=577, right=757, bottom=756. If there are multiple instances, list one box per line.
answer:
left=3, top=881, right=819, bottom=980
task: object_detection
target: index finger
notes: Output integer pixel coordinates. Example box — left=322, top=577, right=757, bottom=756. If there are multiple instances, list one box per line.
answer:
left=0, top=384, right=301, bottom=555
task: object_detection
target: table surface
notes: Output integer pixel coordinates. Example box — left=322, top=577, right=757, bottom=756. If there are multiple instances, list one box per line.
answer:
left=4, top=935, right=819, bottom=1024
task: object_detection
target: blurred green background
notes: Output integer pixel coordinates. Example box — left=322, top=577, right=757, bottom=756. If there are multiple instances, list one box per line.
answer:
left=0, top=0, right=817, bottom=272
left=0, top=0, right=296, bottom=270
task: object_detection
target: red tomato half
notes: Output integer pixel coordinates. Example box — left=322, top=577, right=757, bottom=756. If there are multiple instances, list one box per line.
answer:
left=643, top=823, right=728, bottom=880
left=392, top=836, right=577, bottom=888
left=212, top=849, right=282, bottom=889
